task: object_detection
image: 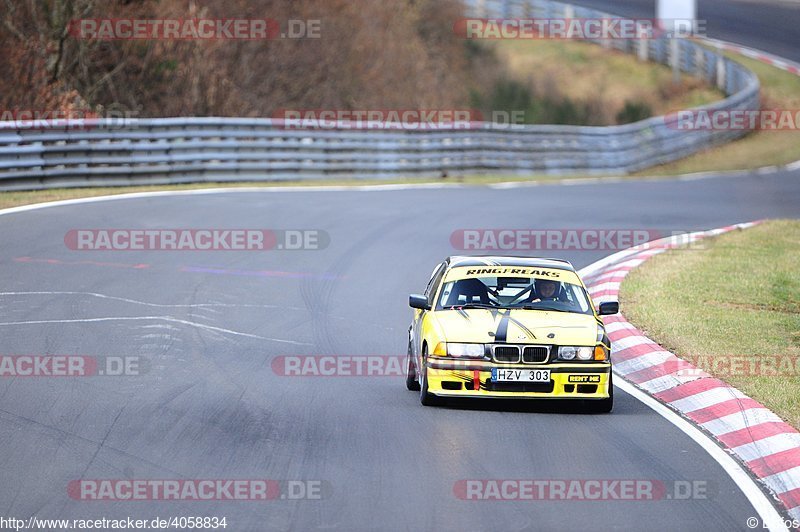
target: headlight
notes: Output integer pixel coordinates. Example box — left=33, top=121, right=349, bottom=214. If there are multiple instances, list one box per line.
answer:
left=447, top=343, right=485, bottom=358
left=558, top=346, right=593, bottom=361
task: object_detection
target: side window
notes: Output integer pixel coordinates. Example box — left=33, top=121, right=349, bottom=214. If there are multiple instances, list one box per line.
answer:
left=423, top=264, right=440, bottom=293
left=425, top=263, right=447, bottom=305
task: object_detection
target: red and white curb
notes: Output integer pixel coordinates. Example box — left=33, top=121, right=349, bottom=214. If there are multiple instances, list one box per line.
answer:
left=580, top=221, right=800, bottom=522
left=698, top=36, right=800, bottom=77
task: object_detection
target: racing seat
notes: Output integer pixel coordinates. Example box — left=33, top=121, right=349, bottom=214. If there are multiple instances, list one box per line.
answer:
left=445, top=278, right=490, bottom=306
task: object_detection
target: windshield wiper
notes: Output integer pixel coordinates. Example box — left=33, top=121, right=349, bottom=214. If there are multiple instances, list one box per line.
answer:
left=518, top=305, right=571, bottom=312
left=446, top=303, right=497, bottom=310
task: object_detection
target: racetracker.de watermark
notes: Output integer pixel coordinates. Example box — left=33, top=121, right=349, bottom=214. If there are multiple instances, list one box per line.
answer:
left=272, top=355, right=407, bottom=377
left=450, top=229, right=705, bottom=251
left=666, top=109, right=800, bottom=131
left=0, top=355, right=148, bottom=377
left=669, top=355, right=800, bottom=377
left=272, top=109, right=484, bottom=130
left=453, top=479, right=712, bottom=500
left=453, top=18, right=706, bottom=39
left=64, top=229, right=329, bottom=251
left=0, top=109, right=137, bottom=130
left=68, top=479, right=329, bottom=501
left=68, top=18, right=321, bottom=40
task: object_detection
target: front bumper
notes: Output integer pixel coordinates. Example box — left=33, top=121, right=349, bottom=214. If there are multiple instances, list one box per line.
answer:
left=425, top=358, right=611, bottom=399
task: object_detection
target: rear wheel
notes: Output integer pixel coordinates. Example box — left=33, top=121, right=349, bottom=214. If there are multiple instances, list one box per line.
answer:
left=405, top=341, right=420, bottom=391
left=419, top=345, right=443, bottom=407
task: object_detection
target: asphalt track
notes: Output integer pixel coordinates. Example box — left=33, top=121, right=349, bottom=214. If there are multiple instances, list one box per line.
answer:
left=1, top=171, right=799, bottom=531
left=571, top=0, right=800, bottom=63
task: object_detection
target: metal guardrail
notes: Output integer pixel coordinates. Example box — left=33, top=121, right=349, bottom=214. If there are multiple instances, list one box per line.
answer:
left=0, top=0, right=759, bottom=191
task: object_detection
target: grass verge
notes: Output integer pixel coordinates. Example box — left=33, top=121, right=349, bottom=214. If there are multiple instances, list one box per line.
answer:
left=619, top=220, right=800, bottom=428
left=490, top=38, right=723, bottom=123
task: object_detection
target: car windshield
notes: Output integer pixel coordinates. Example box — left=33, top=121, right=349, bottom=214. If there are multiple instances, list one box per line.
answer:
left=436, top=276, right=592, bottom=315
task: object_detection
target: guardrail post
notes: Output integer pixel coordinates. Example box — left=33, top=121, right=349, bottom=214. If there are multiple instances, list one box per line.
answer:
left=670, top=38, right=681, bottom=83
left=638, top=38, right=649, bottom=62
left=694, top=45, right=705, bottom=79
left=716, top=57, right=727, bottom=91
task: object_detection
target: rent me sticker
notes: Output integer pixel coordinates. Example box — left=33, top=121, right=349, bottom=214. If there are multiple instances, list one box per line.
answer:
left=568, top=375, right=601, bottom=383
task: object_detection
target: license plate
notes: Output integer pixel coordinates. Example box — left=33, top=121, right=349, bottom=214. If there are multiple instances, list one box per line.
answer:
left=491, top=368, right=551, bottom=382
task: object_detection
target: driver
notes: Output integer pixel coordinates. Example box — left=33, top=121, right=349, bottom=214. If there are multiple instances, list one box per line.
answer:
left=534, top=279, right=559, bottom=301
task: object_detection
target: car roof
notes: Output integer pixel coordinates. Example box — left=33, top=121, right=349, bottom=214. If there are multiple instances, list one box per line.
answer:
left=446, top=256, right=576, bottom=271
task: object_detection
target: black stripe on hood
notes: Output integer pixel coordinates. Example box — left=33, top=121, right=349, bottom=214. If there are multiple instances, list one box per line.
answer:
left=494, top=311, right=510, bottom=343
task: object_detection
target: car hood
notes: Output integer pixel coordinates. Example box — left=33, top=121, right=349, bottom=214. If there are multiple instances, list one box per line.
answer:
left=431, top=308, right=599, bottom=345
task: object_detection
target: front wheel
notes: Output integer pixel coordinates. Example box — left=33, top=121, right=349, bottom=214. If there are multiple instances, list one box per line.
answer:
left=405, top=341, right=420, bottom=391
left=419, top=345, right=443, bottom=407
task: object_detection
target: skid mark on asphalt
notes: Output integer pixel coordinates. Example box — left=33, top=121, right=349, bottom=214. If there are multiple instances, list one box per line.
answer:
left=300, top=219, right=400, bottom=354
left=11, top=257, right=338, bottom=286
left=0, top=408, right=186, bottom=477
left=13, top=256, right=149, bottom=269
left=0, top=316, right=312, bottom=345
left=140, top=333, right=173, bottom=340
left=140, top=324, right=180, bottom=330
left=180, top=265, right=341, bottom=280
left=137, top=327, right=183, bottom=354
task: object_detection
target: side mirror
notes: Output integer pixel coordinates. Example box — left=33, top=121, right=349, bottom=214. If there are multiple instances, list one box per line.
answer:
left=598, top=301, right=619, bottom=315
left=409, top=294, right=431, bottom=311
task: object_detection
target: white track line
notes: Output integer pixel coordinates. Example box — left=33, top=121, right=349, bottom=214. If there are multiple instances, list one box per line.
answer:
left=0, top=168, right=795, bottom=221
left=614, top=377, right=788, bottom=531
left=0, top=163, right=789, bottom=528
left=578, top=239, right=788, bottom=531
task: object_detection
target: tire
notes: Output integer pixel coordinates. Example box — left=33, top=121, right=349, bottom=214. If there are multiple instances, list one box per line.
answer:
left=419, top=345, right=443, bottom=406
left=585, top=372, right=613, bottom=413
left=405, top=341, right=420, bottom=391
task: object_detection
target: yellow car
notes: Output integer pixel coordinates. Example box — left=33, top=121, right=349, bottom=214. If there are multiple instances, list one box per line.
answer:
left=405, top=256, right=618, bottom=412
